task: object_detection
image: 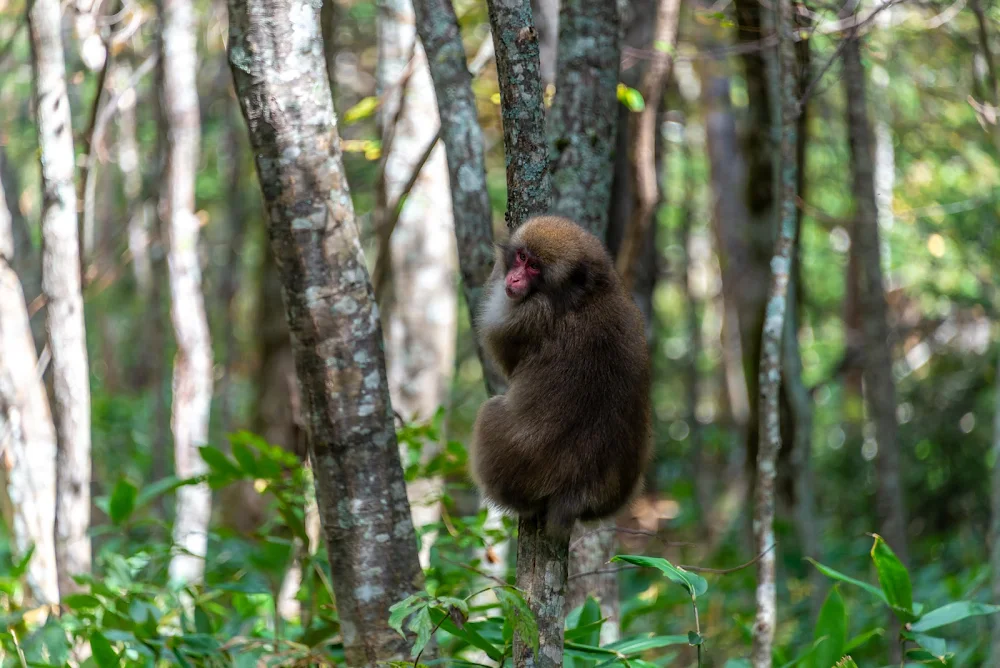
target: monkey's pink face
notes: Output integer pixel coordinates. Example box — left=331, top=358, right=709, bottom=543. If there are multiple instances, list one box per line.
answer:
left=505, top=248, right=542, bottom=300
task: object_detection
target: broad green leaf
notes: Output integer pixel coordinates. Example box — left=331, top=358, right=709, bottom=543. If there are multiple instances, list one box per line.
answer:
left=611, top=554, right=708, bottom=597
left=806, top=558, right=887, bottom=604
left=911, top=601, right=1000, bottom=632
left=902, top=631, right=946, bottom=659
left=388, top=594, right=425, bottom=638
left=407, top=607, right=434, bottom=658
left=11, top=545, right=35, bottom=578
left=64, top=593, right=102, bottom=611
left=231, top=442, right=259, bottom=477
left=870, top=534, right=913, bottom=617
left=198, top=446, right=241, bottom=478
left=108, top=478, right=138, bottom=525
left=439, top=614, right=503, bottom=662
left=813, top=585, right=847, bottom=668
left=90, top=631, right=119, bottom=667
left=603, top=634, right=689, bottom=653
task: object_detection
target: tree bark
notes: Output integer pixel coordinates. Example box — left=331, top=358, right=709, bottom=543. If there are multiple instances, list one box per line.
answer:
left=376, top=0, right=458, bottom=570
left=0, top=163, right=60, bottom=606
left=546, top=0, right=619, bottom=236
left=530, top=0, right=559, bottom=88
left=159, top=0, right=214, bottom=585
left=227, top=0, right=425, bottom=662
left=842, top=4, right=908, bottom=568
left=547, top=0, right=622, bottom=642
left=412, top=0, right=505, bottom=395
left=750, top=0, right=798, bottom=662
left=28, top=0, right=93, bottom=597
left=615, top=0, right=681, bottom=291
left=483, top=2, right=564, bottom=665
left=487, top=0, right=552, bottom=231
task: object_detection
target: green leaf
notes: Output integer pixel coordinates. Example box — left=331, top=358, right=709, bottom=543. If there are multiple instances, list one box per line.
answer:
left=231, top=442, right=259, bottom=477
left=89, top=631, right=120, bottom=667
left=870, top=534, right=914, bottom=618
left=10, top=545, right=34, bottom=578
left=198, top=446, right=242, bottom=478
left=616, top=84, right=645, bottom=112
left=407, top=607, right=434, bottom=658
left=603, top=634, right=689, bottom=653
left=108, top=478, right=138, bottom=525
left=438, top=614, right=503, bottom=662
left=343, top=96, right=379, bottom=125
left=566, top=596, right=603, bottom=647
left=496, top=588, right=539, bottom=656
left=611, top=555, right=708, bottom=597
left=64, top=594, right=102, bottom=611
left=844, top=627, right=883, bottom=652
left=806, top=558, right=888, bottom=604
left=134, top=475, right=186, bottom=512
left=388, top=594, right=425, bottom=638
left=901, top=631, right=946, bottom=659
left=911, top=601, right=1000, bottom=632
left=813, top=585, right=847, bottom=668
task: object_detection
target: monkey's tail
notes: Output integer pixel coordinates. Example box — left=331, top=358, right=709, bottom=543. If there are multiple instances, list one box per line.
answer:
left=543, top=501, right=578, bottom=541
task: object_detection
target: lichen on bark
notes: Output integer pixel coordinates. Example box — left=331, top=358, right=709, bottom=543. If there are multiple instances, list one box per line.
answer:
left=227, top=0, right=424, bottom=663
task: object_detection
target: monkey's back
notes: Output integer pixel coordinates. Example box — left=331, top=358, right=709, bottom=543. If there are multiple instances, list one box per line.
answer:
left=505, top=275, right=651, bottom=523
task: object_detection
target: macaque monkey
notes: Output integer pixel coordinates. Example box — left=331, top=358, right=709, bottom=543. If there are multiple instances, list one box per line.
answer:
left=471, top=215, right=651, bottom=539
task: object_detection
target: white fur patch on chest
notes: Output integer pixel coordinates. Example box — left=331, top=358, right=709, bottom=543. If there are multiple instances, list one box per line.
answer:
left=479, top=282, right=509, bottom=332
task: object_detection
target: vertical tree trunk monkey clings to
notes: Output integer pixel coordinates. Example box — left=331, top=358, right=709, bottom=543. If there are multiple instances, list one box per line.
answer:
left=471, top=216, right=652, bottom=538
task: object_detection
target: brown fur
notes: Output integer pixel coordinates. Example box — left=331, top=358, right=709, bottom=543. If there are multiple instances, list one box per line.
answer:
left=471, top=216, right=651, bottom=539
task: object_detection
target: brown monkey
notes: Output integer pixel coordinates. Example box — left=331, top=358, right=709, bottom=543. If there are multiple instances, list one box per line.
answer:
left=470, top=215, right=651, bottom=539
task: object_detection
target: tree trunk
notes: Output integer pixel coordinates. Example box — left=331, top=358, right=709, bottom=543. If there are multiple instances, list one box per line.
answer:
left=546, top=0, right=619, bottom=236
left=548, top=0, right=621, bottom=641
left=228, top=0, right=425, bottom=662
left=28, top=0, right=93, bottom=597
left=412, top=0, right=505, bottom=395
left=842, top=5, right=908, bottom=568
left=0, top=165, right=60, bottom=606
left=159, top=0, right=214, bottom=585
left=484, top=2, right=563, bottom=665
left=614, top=0, right=680, bottom=291
left=750, top=0, right=798, bottom=662
left=530, top=0, right=559, bottom=88
left=376, top=0, right=458, bottom=570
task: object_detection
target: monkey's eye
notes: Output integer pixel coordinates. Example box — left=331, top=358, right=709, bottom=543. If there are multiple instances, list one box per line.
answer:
left=516, top=250, right=527, bottom=263
left=526, top=260, right=540, bottom=273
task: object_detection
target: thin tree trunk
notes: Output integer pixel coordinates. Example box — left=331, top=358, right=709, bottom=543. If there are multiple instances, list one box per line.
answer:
left=28, top=0, right=93, bottom=597
left=750, top=0, right=798, bottom=661
left=228, top=0, right=426, bottom=661
left=0, top=166, right=60, bottom=606
left=615, top=0, right=680, bottom=291
left=546, top=0, right=619, bottom=236
left=547, top=0, right=622, bottom=641
left=376, top=0, right=457, bottom=570
left=842, top=3, right=908, bottom=569
left=412, top=0, right=505, bottom=395
left=531, top=0, right=558, bottom=88
left=483, top=2, right=565, bottom=665
left=159, top=0, right=214, bottom=585
left=487, top=0, right=551, bottom=231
